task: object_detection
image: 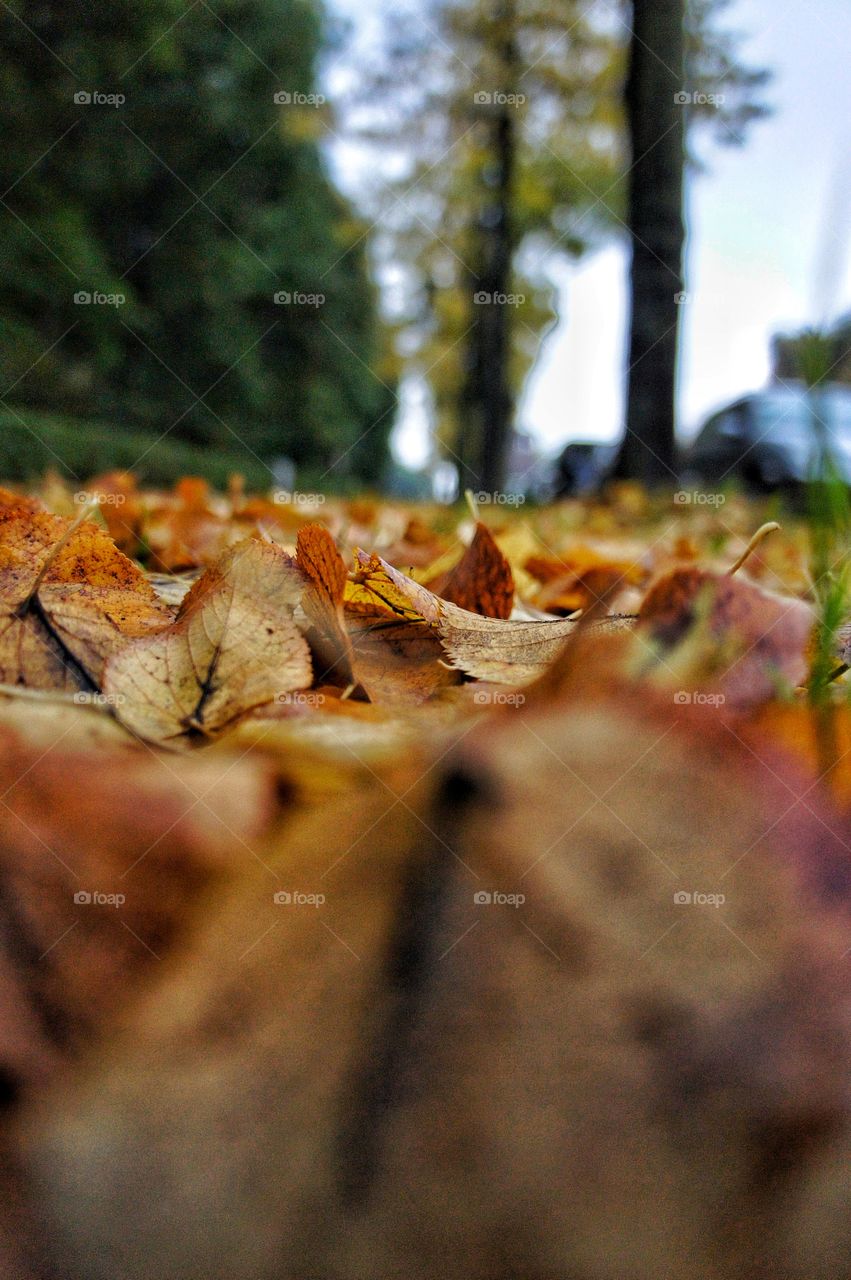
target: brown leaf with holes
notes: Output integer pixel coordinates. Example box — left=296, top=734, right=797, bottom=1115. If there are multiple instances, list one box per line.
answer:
left=427, top=522, right=514, bottom=618
left=637, top=566, right=815, bottom=707
left=104, top=540, right=311, bottom=742
left=0, top=504, right=173, bottom=692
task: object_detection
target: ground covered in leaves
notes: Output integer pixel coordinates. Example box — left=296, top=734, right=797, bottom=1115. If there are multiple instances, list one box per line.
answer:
left=0, top=471, right=847, bottom=756
left=2, top=471, right=851, bottom=1279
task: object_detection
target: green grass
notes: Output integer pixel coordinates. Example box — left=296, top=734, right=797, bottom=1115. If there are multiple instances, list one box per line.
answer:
left=0, top=406, right=272, bottom=490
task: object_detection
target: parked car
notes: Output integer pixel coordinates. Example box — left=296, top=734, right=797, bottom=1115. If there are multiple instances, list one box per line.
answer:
left=685, top=384, right=851, bottom=492
left=555, top=441, right=619, bottom=496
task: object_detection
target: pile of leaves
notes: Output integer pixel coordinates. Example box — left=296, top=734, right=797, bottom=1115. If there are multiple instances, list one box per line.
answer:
left=0, top=471, right=850, bottom=1278
left=0, top=471, right=846, bottom=747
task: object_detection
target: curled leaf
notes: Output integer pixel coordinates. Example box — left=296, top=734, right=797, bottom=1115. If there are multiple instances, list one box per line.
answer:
left=296, top=524, right=356, bottom=686
left=350, top=552, right=633, bottom=684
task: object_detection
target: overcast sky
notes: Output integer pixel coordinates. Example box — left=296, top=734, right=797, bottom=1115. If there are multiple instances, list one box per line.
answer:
left=328, top=0, right=851, bottom=461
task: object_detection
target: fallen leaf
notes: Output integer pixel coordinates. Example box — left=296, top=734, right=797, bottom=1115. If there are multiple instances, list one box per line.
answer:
left=84, top=472, right=142, bottom=555
left=0, top=505, right=172, bottom=692
left=104, top=540, right=311, bottom=742
left=296, top=524, right=356, bottom=687
left=350, top=552, right=633, bottom=684
left=427, top=522, right=514, bottom=618
left=348, top=616, right=459, bottom=705
left=637, top=566, right=815, bottom=707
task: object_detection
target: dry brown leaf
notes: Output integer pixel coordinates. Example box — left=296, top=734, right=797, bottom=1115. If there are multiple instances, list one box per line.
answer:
left=427, top=521, right=514, bottom=618
left=84, top=471, right=142, bottom=555
left=348, top=616, right=459, bottom=705
left=637, top=566, right=815, bottom=707
left=296, top=524, right=356, bottom=687
left=0, top=505, right=172, bottom=692
left=350, top=551, right=633, bottom=685
left=104, top=540, right=311, bottom=742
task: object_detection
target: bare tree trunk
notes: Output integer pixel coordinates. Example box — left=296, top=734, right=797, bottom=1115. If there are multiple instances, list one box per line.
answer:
left=614, top=0, right=686, bottom=486
left=463, top=0, right=517, bottom=494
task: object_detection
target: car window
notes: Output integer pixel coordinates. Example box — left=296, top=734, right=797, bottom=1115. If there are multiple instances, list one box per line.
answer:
left=750, top=392, right=851, bottom=439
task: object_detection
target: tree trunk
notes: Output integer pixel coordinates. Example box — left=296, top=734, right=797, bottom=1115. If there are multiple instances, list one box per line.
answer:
left=463, top=1, right=517, bottom=495
left=614, top=0, right=686, bottom=486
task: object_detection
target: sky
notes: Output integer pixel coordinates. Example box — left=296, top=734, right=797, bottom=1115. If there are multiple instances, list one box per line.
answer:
left=327, top=0, right=851, bottom=463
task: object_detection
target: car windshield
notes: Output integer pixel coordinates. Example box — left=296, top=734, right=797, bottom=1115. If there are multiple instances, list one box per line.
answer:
left=752, top=391, right=851, bottom=445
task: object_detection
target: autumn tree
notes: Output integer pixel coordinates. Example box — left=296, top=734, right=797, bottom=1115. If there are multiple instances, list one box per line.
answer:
left=346, top=0, right=623, bottom=491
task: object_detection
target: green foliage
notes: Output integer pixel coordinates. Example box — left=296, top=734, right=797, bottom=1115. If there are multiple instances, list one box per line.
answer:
left=799, top=338, right=851, bottom=705
left=0, top=0, right=394, bottom=483
left=0, top=406, right=270, bottom=489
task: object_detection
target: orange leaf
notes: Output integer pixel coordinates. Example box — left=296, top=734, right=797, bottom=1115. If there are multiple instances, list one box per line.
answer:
left=428, top=522, right=514, bottom=619
left=0, top=506, right=172, bottom=691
